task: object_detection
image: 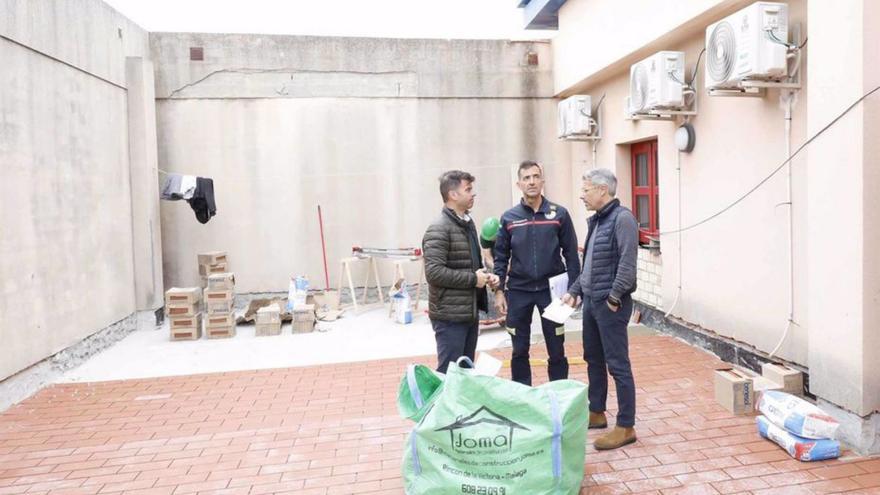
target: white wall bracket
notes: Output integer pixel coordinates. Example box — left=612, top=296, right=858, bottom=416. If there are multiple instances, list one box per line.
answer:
left=627, top=87, right=699, bottom=121
left=627, top=108, right=698, bottom=121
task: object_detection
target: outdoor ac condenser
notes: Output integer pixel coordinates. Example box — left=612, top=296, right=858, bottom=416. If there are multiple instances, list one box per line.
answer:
left=704, top=1, right=789, bottom=90
left=627, top=51, right=685, bottom=115
left=557, top=95, right=592, bottom=139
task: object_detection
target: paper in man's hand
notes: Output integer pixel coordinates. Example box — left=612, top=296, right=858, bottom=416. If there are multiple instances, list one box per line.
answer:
left=548, top=273, right=569, bottom=300
left=542, top=298, right=575, bottom=324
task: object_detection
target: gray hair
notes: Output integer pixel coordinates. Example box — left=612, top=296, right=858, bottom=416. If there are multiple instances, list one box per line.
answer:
left=583, top=168, right=617, bottom=196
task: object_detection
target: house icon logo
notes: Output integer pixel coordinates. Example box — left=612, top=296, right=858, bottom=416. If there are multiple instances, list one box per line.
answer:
left=435, top=406, right=530, bottom=454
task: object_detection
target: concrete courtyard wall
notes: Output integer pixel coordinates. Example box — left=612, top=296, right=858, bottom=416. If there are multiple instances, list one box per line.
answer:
left=0, top=0, right=157, bottom=381
left=151, top=34, right=572, bottom=293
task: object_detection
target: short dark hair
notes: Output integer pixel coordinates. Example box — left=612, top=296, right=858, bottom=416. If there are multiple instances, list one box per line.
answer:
left=438, top=170, right=475, bottom=202
left=518, top=160, right=542, bottom=179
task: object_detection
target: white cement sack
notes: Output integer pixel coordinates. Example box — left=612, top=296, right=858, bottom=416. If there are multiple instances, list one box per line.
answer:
left=758, top=390, right=839, bottom=439
left=756, top=416, right=840, bottom=461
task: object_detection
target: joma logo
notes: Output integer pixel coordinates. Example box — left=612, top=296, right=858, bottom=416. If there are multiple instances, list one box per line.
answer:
left=453, top=433, right=509, bottom=449
left=436, top=406, right=529, bottom=453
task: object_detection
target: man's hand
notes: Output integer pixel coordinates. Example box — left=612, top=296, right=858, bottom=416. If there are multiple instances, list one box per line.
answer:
left=561, top=293, right=580, bottom=308
left=474, top=269, right=490, bottom=288
left=487, top=274, right=500, bottom=290
left=606, top=295, right=621, bottom=313
left=494, top=290, right=507, bottom=316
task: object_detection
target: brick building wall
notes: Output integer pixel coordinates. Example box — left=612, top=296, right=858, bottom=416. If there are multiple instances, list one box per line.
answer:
left=634, top=248, right=662, bottom=308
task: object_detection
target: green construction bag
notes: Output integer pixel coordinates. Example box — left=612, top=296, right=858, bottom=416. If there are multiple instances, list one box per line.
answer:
left=397, top=358, right=588, bottom=495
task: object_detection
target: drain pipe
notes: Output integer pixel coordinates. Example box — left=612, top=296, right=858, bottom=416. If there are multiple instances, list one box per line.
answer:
left=769, top=42, right=802, bottom=358
left=664, top=149, right=683, bottom=318
left=769, top=92, right=795, bottom=357
left=591, top=140, right=598, bottom=167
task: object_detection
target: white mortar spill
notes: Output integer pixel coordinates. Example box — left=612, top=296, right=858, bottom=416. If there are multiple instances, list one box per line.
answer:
left=59, top=306, right=530, bottom=383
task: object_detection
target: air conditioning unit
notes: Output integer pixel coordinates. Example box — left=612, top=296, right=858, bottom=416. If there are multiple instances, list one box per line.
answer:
left=627, top=51, right=685, bottom=115
left=704, top=1, right=789, bottom=90
left=557, top=95, right=593, bottom=139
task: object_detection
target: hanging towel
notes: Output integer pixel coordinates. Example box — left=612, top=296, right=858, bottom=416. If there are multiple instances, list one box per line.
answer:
left=187, top=177, right=216, bottom=224
left=180, top=175, right=198, bottom=200
left=160, top=174, right=184, bottom=200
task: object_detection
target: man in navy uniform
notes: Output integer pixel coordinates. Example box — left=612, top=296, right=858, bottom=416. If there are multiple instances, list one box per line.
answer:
left=493, top=161, right=580, bottom=386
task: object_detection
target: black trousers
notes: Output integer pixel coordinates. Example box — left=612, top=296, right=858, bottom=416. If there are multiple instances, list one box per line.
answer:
left=506, top=288, right=569, bottom=386
left=431, top=319, right=478, bottom=373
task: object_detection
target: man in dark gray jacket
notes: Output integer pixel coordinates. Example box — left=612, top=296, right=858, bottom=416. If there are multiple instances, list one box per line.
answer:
left=422, top=170, right=498, bottom=373
left=563, top=168, right=639, bottom=450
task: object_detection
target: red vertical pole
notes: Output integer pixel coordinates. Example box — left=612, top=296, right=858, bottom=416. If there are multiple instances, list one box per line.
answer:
left=318, top=205, right=330, bottom=290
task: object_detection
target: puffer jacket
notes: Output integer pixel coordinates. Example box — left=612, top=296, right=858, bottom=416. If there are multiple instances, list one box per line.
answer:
left=422, top=208, right=489, bottom=322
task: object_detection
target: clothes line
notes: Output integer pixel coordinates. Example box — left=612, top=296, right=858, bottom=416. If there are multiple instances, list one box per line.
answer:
left=158, top=163, right=533, bottom=177
left=158, top=168, right=201, bottom=176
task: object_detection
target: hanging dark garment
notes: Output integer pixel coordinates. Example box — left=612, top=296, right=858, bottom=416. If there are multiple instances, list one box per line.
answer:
left=187, top=177, right=216, bottom=224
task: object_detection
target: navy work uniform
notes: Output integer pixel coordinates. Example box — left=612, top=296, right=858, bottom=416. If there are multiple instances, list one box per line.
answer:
left=493, top=197, right=580, bottom=385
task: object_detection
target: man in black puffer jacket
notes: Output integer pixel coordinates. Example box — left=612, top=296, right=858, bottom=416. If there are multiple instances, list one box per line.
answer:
left=422, top=170, right=498, bottom=373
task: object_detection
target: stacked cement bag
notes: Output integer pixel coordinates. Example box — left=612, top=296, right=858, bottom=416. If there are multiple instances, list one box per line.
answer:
left=756, top=391, right=841, bottom=461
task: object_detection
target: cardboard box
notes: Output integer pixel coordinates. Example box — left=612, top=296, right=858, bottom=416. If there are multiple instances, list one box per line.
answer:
left=198, top=251, right=227, bottom=266
left=292, top=319, right=315, bottom=333
left=255, top=321, right=282, bottom=337
left=714, top=368, right=755, bottom=415
left=205, top=314, right=235, bottom=328
left=207, top=272, right=235, bottom=290
left=206, top=299, right=234, bottom=315
left=762, top=362, right=804, bottom=395
left=731, top=365, right=785, bottom=411
left=292, top=305, right=316, bottom=333
left=206, top=325, right=235, bottom=339
left=293, top=304, right=316, bottom=321
left=165, top=287, right=201, bottom=306
left=199, top=263, right=228, bottom=277
left=170, top=314, right=201, bottom=329
left=166, top=302, right=200, bottom=318
left=204, top=289, right=233, bottom=304
left=169, top=314, right=202, bottom=341
left=170, top=326, right=201, bottom=341
left=256, top=306, right=281, bottom=324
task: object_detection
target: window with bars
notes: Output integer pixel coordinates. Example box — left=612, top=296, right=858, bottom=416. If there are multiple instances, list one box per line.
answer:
left=631, top=140, right=659, bottom=245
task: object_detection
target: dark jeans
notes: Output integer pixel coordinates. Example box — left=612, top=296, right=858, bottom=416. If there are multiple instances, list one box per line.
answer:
left=506, top=289, right=569, bottom=386
left=431, top=319, right=478, bottom=373
left=582, top=294, right=636, bottom=427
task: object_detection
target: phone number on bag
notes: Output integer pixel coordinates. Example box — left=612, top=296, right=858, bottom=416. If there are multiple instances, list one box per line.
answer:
left=461, top=484, right=506, bottom=495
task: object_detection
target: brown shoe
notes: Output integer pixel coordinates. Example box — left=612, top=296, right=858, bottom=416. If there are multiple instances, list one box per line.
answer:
left=594, top=426, right=637, bottom=450
left=588, top=411, right=608, bottom=429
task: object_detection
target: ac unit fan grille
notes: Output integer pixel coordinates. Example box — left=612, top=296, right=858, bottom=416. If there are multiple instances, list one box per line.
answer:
left=708, top=21, right=736, bottom=83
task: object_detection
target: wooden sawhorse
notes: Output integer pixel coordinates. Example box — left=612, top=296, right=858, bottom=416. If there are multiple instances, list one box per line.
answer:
left=337, top=256, right=384, bottom=312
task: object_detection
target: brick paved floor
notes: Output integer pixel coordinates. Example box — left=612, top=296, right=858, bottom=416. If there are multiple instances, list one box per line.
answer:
left=1, top=335, right=878, bottom=494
